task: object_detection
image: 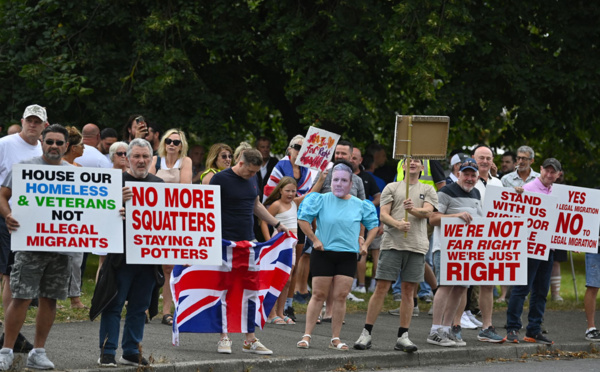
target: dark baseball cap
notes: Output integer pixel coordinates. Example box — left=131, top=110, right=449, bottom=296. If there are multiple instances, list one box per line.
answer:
left=542, top=158, right=562, bottom=171
left=459, top=158, right=479, bottom=172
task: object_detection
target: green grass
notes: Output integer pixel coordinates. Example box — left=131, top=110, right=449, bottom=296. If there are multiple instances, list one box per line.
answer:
left=5, top=252, right=594, bottom=324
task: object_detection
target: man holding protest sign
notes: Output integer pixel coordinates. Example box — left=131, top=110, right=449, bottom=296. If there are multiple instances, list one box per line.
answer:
left=354, top=158, right=437, bottom=352
left=95, top=138, right=163, bottom=367
left=505, top=158, right=562, bottom=345
left=428, top=158, right=505, bottom=347
left=0, top=104, right=49, bottom=356
left=210, top=149, right=288, bottom=355
left=0, top=124, right=73, bottom=370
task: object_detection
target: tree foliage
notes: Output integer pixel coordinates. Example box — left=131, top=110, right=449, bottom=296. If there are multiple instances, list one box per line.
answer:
left=0, top=0, right=598, bottom=185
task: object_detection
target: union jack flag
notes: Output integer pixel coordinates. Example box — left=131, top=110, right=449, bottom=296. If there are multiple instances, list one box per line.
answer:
left=171, top=232, right=296, bottom=346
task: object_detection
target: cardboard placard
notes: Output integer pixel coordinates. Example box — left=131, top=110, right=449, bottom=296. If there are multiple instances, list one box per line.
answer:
left=295, top=126, right=340, bottom=172
left=11, top=164, right=123, bottom=253
left=393, top=115, right=449, bottom=160
left=440, top=217, right=527, bottom=285
left=482, top=185, right=557, bottom=261
left=550, top=184, right=600, bottom=253
left=125, top=182, right=222, bottom=265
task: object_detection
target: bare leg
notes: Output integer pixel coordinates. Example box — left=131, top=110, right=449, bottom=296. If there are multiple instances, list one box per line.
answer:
left=424, top=263, right=437, bottom=291
left=33, top=297, right=57, bottom=348
left=585, top=287, right=599, bottom=329
left=295, top=251, right=310, bottom=294
left=442, top=286, right=468, bottom=327
left=453, top=290, right=467, bottom=326
left=356, top=255, right=366, bottom=289
left=370, top=249, right=380, bottom=287
left=401, top=282, right=418, bottom=328
left=2, top=275, right=12, bottom=322
left=162, top=264, right=174, bottom=316
left=300, top=276, right=333, bottom=344
left=95, top=255, right=107, bottom=283
left=3, top=298, right=31, bottom=348
left=479, top=285, right=494, bottom=328
left=330, top=275, right=353, bottom=346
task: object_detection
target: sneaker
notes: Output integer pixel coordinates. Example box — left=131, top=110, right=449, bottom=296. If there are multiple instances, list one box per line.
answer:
left=243, top=339, right=273, bottom=355
left=119, top=354, right=149, bottom=366
left=26, top=349, right=55, bottom=370
left=293, top=291, right=310, bottom=304
left=0, top=333, right=34, bottom=354
left=283, top=306, right=297, bottom=322
left=0, top=349, right=14, bottom=371
left=98, top=353, right=117, bottom=367
left=419, top=294, right=433, bottom=303
left=449, top=325, right=467, bottom=347
left=353, top=286, right=366, bottom=294
left=507, top=329, right=520, bottom=343
left=585, top=328, right=600, bottom=342
left=428, top=306, right=434, bottom=315
left=388, top=307, right=400, bottom=316
left=466, top=310, right=483, bottom=327
left=354, top=329, right=372, bottom=350
left=460, top=312, right=477, bottom=329
left=393, top=293, right=402, bottom=302
left=217, top=337, right=232, bottom=354
left=427, top=330, right=456, bottom=347
left=524, top=332, right=553, bottom=345
left=346, top=293, right=364, bottom=302
left=478, top=326, right=506, bottom=343
left=395, top=332, right=418, bottom=352
left=551, top=294, right=564, bottom=302
left=413, top=305, right=419, bottom=317
left=367, top=282, right=377, bottom=293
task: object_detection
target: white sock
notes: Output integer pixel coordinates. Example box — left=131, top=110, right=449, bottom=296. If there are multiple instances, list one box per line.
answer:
left=587, top=327, right=597, bottom=333
left=431, top=325, right=442, bottom=334
left=0, top=348, right=12, bottom=354
left=441, top=325, right=451, bottom=334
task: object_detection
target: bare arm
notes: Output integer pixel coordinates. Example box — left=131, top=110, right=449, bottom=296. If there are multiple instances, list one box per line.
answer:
left=429, top=210, right=473, bottom=226
left=309, top=169, right=329, bottom=193
left=298, top=219, right=323, bottom=251
left=404, top=199, right=434, bottom=219
left=260, top=202, right=280, bottom=240
left=179, top=157, right=193, bottom=184
left=371, top=192, right=381, bottom=207
left=254, top=196, right=288, bottom=233
left=201, top=171, right=215, bottom=185
left=380, top=202, right=410, bottom=232
left=0, top=187, right=17, bottom=232
left=149, top=156, right=158, bottom=175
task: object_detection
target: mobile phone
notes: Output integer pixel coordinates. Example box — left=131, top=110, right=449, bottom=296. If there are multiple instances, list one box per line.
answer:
left=135, top=116, right=145, bottom=123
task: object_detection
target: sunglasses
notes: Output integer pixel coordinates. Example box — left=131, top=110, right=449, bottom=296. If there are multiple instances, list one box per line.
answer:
left=44, top=139, right=65, bottom=146
left=164, top=138, right=182, bottom=146
left=291, top=144, right=302, bottom=151
left=516, top=156, right=532, bottom=161
left=220, top=154, right=233, bottom=160
left=116, top=152, right=127, bottom=157
left=461, top=161, right=478, bottom=169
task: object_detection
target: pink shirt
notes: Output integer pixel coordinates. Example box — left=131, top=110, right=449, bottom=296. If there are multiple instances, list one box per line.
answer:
left=522, top=177, right=551, bottom=195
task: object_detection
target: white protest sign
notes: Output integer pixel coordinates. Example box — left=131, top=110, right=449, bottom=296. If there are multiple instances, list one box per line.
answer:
left=550, top=184, right=600, bottom=253
left=11, top=164, right=123, bottom=253
left=440, top=217, right=527, bottom=286
left=125, top=182, right=222, bottom=265
left=295, top=126, right=340, bottom=172
left=482, top=185, right=557, bottom=261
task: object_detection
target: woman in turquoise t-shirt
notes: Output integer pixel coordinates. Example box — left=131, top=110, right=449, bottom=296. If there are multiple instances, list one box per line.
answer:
left=296, top=161, right=379, bottom=351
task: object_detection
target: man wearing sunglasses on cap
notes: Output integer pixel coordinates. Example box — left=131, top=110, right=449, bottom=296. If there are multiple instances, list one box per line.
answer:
left=0, top=104, right=49, bottom=358
left=0, top=124, right=75, bottom=370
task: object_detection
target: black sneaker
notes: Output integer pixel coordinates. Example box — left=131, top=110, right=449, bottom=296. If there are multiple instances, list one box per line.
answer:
left=119, top=354, right=149, bottom=366
left=284, top=306, right=297, bottom=322
left=98, top=354, right=117, bottom=367
left=524, top=332, right=553, bottom=345
left=0, top=332, right=34, bottom=353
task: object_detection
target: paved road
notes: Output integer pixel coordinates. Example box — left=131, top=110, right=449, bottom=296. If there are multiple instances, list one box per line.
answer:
left=9, top=308, right=599, bottom=371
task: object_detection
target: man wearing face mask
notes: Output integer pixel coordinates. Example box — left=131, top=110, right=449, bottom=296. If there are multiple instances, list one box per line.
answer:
left=0, top=124, right=75, bottom=370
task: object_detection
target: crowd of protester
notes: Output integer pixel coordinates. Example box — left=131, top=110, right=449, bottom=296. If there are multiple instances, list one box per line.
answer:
left=0, top=106, right=597, bottom=370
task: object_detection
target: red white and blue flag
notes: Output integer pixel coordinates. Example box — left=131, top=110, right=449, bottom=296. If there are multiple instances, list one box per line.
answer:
left=171, top=232, right=296, bottom=345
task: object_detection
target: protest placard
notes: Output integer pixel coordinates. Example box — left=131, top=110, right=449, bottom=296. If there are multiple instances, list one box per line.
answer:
left=294, top=126, right=340, bottom=172
left=440, top=217, right=527, bottom=285
left=125, top=182, right=222, bottom=265
left=550, top=184, right=600, bottom=253
left=11, top=164, right=123, bottom=253
left=482, top=185, right=557, bottom=261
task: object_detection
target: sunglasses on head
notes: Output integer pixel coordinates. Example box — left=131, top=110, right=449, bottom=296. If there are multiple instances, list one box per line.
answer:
left=461, top=161, right=478, bottom=168
left=44, top=139, right=65, bottom=146
left=116, top=151, right=127, bottom=157
left=291, top=144, right=302, bottom=151
left=164, top=138, right=182, bottom=146
left=220, top=154, right=233, bottom=160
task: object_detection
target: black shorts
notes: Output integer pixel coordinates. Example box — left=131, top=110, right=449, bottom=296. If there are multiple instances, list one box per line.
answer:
left=554, top=249, right=568, bottom=262
left=0, top=217, right=14, bottom=276
left=310, top=250, right=357, bottom=278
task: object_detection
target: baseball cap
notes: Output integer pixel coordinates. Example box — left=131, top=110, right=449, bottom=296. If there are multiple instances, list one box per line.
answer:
left=22, top=105, right=48, bottom=122
left=450, top=153, right=469, bottom=166
left=542, top=158, right=562, bottom=171
left=459, top=158, right=479, bottom=172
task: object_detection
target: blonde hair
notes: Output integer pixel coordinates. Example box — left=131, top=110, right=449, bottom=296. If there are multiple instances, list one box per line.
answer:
left=64, top=126, right=82, bottom=155
left=263, top=176, right=297, bottom=206
left=158, top=129, right=188, bottom=159
left=234, top=141, right=252, bottom=164
left=205, top=143, right=233, bottom=170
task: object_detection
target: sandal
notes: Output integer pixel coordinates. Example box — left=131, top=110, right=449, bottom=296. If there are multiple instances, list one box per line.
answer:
left=283, top=316, right=296, bottom=325
left=161, top=314, right=173, bottom=326
left=268, top=316, right=286, bottom=325
left=316, top=315, right=322, bottom=325
left=329, top=337, right=349, bottom=351
left=297, top=334, right=311, bottom=349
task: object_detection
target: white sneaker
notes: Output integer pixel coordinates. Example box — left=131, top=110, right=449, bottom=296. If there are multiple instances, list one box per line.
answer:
left=460, top=312, right=477, bottom=329
left=394, top=332, right=418, bottom=352
left=466, top=310, right=483, bottom=327
left=353, top=286, right=366, bottom=294
left=0, top=349, right=14, bottom=371
left=26, top=349, right=55, bottom=370
left=353, top=328, right=372, bottom=350
left=413, top=305, right=419, bottom=317
left=217, top=337, right=232, bottom=354
left=346, top=293, right=364, bottom=302
left=368, top=282, right=377, bottom=293
left=242, top=339, right=273, bottom=355
left=427, top=330, right=456, bottom=347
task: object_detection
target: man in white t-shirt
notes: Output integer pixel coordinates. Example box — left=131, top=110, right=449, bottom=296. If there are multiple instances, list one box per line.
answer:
left=0, top=104, right=49, bottom=353
left=75, top=124, right=111, bottom=168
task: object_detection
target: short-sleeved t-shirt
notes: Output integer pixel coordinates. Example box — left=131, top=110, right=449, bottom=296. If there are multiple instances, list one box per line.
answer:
left=0, top=134, right=42, bottom=185
left=357, top=171, right=381, bottom=200
left=380, top=181, right=438, bottom=254
left=211, top=167, right=258, bottom=241
left=298, top=192, right=378, bottom=253
left=432, top=182, right=482, bottom=253
left=475, top=174, right=502, bottom=202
